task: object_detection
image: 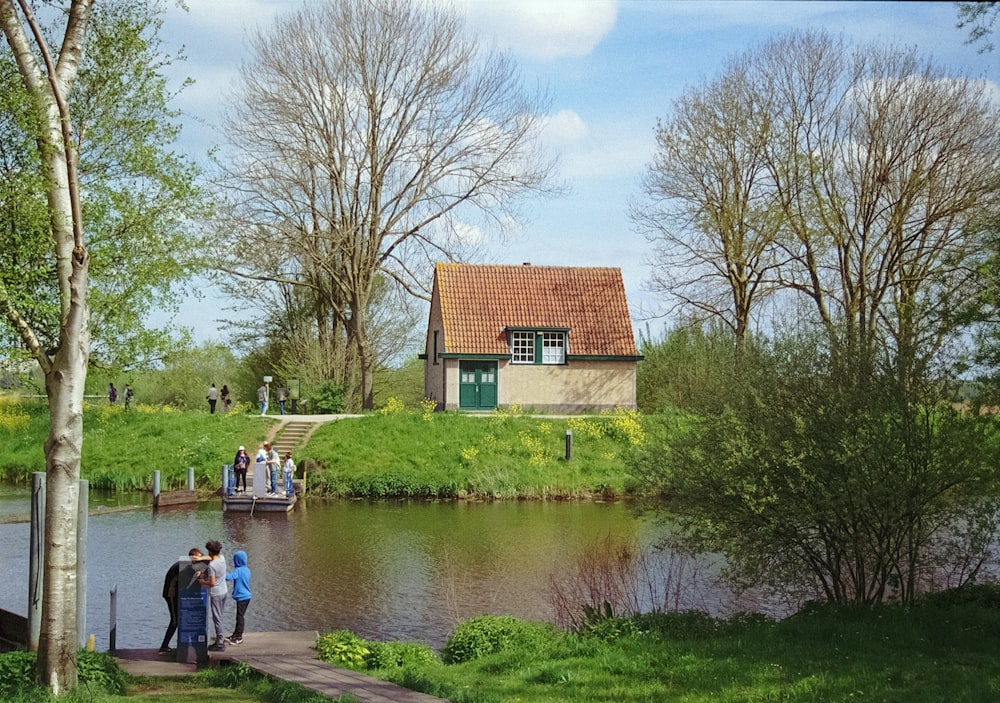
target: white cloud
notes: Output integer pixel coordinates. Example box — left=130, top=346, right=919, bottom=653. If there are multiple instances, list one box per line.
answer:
left=461, top=0, right=618, bottom=61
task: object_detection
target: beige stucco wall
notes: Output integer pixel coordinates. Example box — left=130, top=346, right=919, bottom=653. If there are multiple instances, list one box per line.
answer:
left=437, top=359, right=637, bottom=412
left=499, top=360, right=636, bottom=412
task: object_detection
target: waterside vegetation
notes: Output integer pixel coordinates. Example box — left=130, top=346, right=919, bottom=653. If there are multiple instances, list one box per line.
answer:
left=0, top=398, right=647, bottom=499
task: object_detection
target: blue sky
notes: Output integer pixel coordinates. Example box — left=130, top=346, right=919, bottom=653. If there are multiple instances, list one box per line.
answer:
left=158, top=1, right=998, bottom=345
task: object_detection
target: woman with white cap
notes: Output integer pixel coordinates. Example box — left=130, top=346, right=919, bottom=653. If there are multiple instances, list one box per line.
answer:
left=232, top=446, right=250, bottom=493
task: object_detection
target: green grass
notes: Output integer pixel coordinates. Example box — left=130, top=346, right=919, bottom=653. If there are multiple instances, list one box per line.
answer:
left=0, top=400, right=270, bottom=491
left=0, top=400, right=644, bottom=498
left=305, top=407, right=643, bottom=499
left=337, top=596, right=1000, bottom=702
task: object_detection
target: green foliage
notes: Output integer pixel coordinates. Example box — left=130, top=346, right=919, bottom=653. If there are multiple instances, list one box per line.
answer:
left=441, top=615, right=562, bottom=665
left=0, top=651, right=35, bottom=699
left=316, top=630, right=438, bottom=672
left=315, top=631, right=371, bottom=670
left=74, top=651, right=128, bottom=695
left=0, top=0, right=209, bottom=368
left=364, top=640, right=438, bottom=670
left=635, top=321, right=745, bottom=414
left=311, top=381, right=346, bottom=414
left=630, top=335, right=1000, bottom=606
left=0, top=651, right=126, bottom=699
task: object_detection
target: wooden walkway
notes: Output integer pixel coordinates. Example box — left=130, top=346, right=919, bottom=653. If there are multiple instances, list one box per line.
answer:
left=114, top=630, right=446, bottom=702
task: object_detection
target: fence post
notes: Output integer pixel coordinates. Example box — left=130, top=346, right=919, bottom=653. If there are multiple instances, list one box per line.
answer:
left=109, top=585, right=117, bottom=653
left=28, top=472, right=45, bottom=652
left=77, top=479, right=88, bottom=649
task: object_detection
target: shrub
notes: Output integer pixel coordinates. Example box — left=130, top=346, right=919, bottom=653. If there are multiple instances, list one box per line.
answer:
left=311, top=381, right=346, bottom=414
left=0, top=651, right=34, bottom=698
left=316, top=630, right=371, bottom=670
left=0, top=650, right=128, bottom=698
left=364, top=641, right=438, bottom=670
left=76, top=650, right=128, bottom=694
left=441, top=615, right=561, bottom=665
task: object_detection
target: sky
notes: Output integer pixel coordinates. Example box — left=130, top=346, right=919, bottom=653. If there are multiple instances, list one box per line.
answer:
left=156, top=1, right=998, bottom=346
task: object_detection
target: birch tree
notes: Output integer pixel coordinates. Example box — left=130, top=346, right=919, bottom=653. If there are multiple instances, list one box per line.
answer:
left=0, top=0, right=92, bottom=692
left=214, top=0, right=556, bottom=410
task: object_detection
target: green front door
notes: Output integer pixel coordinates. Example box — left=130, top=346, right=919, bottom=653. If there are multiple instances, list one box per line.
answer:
left=459, top=361, right=498, bottom=410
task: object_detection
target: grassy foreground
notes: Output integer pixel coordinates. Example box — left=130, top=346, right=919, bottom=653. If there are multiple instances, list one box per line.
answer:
left=0, top=399, right=644, bottom=498
left=316, top=591, right=1000, bottom=703
left=4, top=593, right=1000, bottom=702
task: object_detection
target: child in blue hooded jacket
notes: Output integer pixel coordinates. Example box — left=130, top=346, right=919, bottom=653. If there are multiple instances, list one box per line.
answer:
left=225, top=550, right=252, bottom=644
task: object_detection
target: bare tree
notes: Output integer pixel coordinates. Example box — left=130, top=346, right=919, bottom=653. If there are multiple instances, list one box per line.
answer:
left=760, top=33, right=1000, bottom=386
left=0, top=0, right=93, bottom=692
left=632, top=57, right=786, bottom=344
left=636, top=30, right=1000, bottom=388
left=214, top=0, right=556, bottom=409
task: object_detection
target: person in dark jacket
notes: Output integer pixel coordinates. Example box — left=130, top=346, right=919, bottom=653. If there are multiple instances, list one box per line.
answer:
left=225, top=550, right=252, bottom=644
left=159, top=547, right=203, bottom=654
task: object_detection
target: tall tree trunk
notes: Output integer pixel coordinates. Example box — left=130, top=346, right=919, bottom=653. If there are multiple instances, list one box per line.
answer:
left=0, top=0, right=93, bottom=692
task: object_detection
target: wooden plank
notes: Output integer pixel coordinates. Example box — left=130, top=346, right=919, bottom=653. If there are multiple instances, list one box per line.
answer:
left=154, top=490, right=198, bottom=508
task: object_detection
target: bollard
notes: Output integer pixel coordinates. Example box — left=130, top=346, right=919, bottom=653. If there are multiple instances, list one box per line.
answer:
left=87, top=633, right=95, bottom=652
left=109, top=585, right=117, bottom=653
left=187, top=467, right=195, bottom=491
left=77, top=479, right=88, bottom=649
left=152, top=470, right=161, bottom=509
left=565, top=429, right=573, bottom=461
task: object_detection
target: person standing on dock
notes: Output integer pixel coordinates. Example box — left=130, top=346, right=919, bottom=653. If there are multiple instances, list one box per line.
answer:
left=159, top=547, right=203, bottom=654
left=198, top=540, right=228, bottom=652
left=233, top=446, right=250, bottom=493
left=225, top=550, right=252, bottom=645
left=265, top=442, right=280, bottom=495
left=283, top=452, right=295, bottom=497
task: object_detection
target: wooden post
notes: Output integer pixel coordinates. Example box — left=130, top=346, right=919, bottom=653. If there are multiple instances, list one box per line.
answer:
left=28, top=472, right=45, bottom=652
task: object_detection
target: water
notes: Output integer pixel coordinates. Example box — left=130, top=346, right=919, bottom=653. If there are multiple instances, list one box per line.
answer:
left=0, top=494, right=747, bottom=651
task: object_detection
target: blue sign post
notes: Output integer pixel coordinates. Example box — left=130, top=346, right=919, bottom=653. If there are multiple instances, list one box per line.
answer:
left=175, top=559, right=208, bottom=665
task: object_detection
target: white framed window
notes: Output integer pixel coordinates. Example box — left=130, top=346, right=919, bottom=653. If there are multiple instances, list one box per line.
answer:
left=541, top=332, right=565, bottom=364
left=511, top=330, right=535, bottom=363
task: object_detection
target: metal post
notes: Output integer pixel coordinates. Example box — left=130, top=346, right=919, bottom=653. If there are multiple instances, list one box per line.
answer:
left=153, top=470, right=161, bottom=510
left=109, top=584, right=117, bottom=653
left=565, top=430, right=573, bottom=461
left=28, top=472, right=45, bottom=652
left=77, top=479, right=88, bottom=649
left=187, top=467, right=195, bottom=491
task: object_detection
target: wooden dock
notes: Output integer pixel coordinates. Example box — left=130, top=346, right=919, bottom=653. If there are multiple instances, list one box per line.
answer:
left=113, top=630, right=446, bottom=702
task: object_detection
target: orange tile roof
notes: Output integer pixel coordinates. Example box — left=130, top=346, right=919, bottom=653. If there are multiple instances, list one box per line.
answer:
left=434, top=263, right=638, bottom=357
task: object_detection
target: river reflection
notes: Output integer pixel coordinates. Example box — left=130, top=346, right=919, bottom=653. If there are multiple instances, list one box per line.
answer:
left=0, top=496, right=750, bottom=651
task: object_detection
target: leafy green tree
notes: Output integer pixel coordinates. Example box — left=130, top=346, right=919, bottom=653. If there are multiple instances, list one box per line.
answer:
left=0, top=0, right=208, bottom=370
left=631, top=337, right=1000, bottom=605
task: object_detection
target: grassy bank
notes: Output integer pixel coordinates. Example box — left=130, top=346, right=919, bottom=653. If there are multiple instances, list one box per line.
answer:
left=5, top=592, right=1000, bottom=702
left=0, top=400, right=644, bottom=498
left=0, top=400, right=268, bottom=491
left=317, top=590, right=1000, bottom=702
